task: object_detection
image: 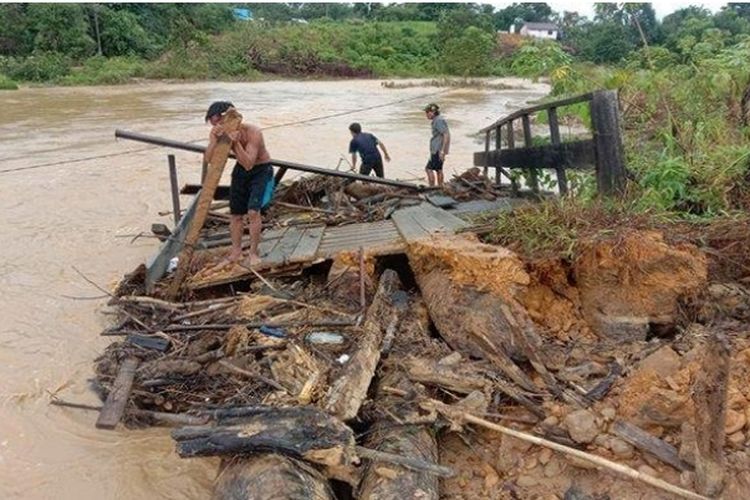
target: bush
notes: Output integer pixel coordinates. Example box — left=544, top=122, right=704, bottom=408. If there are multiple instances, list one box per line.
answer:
left=58, top=56, right=146, bottom=85
left=0, top=73, right=18, bottom=90
left=1, top=52, right=71, bottom=81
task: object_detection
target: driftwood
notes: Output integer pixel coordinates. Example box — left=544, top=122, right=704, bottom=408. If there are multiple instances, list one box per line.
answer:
left=405, top=355, right=489, bottom=395
left=213, top=455, right=335, bottom=500
left=166, top=108, right=243, bottom=299
left=691, top=334, right=730, bottom=497
left=612, top=420, right=691, bottom=472
left=172, top=405, right=356, bottom=468
left=413, top=268, right=538, bottom=392
left=323, top=269, right=404, bottom=420
left=96, top=357, right=140, bottom=429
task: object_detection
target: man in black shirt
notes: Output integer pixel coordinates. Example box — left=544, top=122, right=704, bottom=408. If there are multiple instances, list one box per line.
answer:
left=348, top=122, right=391, bottom=178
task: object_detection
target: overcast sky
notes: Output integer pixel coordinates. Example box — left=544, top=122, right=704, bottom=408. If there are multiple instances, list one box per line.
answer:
left=487, top=1, right=726, bottom=20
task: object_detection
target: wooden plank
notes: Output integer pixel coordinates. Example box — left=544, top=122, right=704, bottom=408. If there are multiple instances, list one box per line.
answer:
left=145, top=193, right=199, bottom=293
left=548, top=107, right=569, bottom=195
left=392, top=204, right=467, bottom=242
left=590, top=90, right=626, bottom=196
left=495, top=126, right=502, bottom=186
left=478, top=92, right=594, bottom=132
left=474, top=139, right=596, bottom=171
left=288, top=225, right=325, bottom=263
left=168, top=155, right=181, bottom=226
left=96, top=358, right=139, bottom=429
left=263, top=226, right=306, bottom=266
left=426, top=193, right=457, bottom=208
left=483, top=131, right=490, bottom=179
left=166, top=109, right=243, bottom=299
left=612, top=420, right=692, bottom=472
left=521, top=114, right=539, bottom=193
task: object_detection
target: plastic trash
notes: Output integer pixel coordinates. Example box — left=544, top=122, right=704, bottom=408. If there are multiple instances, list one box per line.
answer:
left=306, top=331, right=345, bottom=345
left=337, top=354, right=350, bottom=365
left=258, top=325, right=286, bottom=339
left=167, top=257, right=179, bottom=273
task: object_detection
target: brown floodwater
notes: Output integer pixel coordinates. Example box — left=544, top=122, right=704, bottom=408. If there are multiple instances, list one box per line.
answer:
left=0, top=78, right=549, bottom=499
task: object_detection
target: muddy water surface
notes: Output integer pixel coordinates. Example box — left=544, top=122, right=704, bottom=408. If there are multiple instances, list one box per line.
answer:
left=0, top=78, right=549, bottom=499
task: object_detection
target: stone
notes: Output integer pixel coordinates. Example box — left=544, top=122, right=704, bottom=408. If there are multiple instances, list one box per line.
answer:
left=482, top=463, right=500, bottom=490
left=542, top=416, right=559, bottom=427
left=543, top=459, right=562, bottom=477
left=600, top=406, right=617, bottom=421
left=516, top=475, right=538, bottom=487
left=727, top=431, right=745, bottom=449
left=525, top=457, right=538, bottom=470
left=638, top=465, right=659, bottom=478
left=566, top=456, right=596, bottom=470
left=564, top=409, right=599, bottom=444
left=639, top=346, right=682, bottom=378
left=609, top=437, right=635, bottom=459
left=725, top=409, right=747, bottom=435
left=680, top=471, right=695, bottom=488
left=539, top=448, right=553, bottom=465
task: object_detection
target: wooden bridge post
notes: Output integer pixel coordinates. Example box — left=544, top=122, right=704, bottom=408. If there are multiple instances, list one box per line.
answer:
left=521, top=114, right=539, bottom=193
left=494, top=126, right=502, bottom=186
left=505, top=121, right=519, bottom=194
left=547, top=107, right=568, bottom=196
left=483, top=130, right=491, bottom=181
left=590, top=90, right=626, bottom=196
left=168, top=154, right=181, bottom=226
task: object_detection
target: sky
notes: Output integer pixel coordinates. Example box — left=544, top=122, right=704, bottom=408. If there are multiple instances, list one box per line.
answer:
left=486, top=1, right=727, bottom=19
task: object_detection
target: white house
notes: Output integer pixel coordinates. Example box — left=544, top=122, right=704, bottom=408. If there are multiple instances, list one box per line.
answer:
left=518, top=22, right=560, bottom=40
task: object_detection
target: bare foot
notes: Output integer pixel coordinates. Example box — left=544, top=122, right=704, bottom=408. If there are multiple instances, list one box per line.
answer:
left=216, top=249, right=243, bottom=270
left=246, top=253, right=262, bottom=267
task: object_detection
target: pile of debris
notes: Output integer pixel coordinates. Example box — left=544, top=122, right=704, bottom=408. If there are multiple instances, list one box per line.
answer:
left=76, top=207, right=750, bottom=499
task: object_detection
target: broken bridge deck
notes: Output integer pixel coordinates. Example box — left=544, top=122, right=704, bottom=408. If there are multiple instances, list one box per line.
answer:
left=177, top=202, right=468, bottom=291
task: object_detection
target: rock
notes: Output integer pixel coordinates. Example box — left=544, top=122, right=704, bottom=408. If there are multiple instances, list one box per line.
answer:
left=543, top=459, right=562, bottom=477
left=375, top=467, right=398, bottom=480
left=516, top=475, right=538, bottom=487
left=593, top=434, right=609, bottom=448
left=566, top=456, right=596, bottom=470
left=574, top=230, right=707, bottom=342
left=725, top=409, right=747, bottom=435
left=638, top=465, right=659, bottom=478
left=609, top=437, right=635, bottom=459
left=482, top=463, right=500, bottom=490
left=680, top=471, right=695, bottom=488
left=600, top=406, right=616, bottom=421
left=438, top=352, right=462, bottom=366
left=539, top=448, right=553, bottom=465
left=639, top=346, right=682, bottom=378
left=525, top=456, right=538, bottom=470
left=542, top=416, right=559, bottom=427
left=564, top=410, right=599, bottom=444
left=727, top=431, right=745, bottom=449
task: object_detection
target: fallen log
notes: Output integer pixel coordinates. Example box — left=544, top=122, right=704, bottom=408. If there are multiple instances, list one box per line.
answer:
left=412, top=268, right=537, bottom=392
left=323, top=269, right=404, bottom=420
left=612, top=420, right=691, bottom=472
left=213, top=455, right=335, bottom=500
left=172, top=405, right=356, bottom=468
left=691, top=334, right=730, bottom=497
left=96, top=357, right=139, bottom=429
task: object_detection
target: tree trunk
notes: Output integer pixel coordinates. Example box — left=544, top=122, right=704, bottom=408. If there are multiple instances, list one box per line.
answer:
left=213, top=454, right=335, bottom=500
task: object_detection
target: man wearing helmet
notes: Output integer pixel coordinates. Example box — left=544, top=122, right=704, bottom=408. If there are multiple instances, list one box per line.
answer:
left=424, top=103, right=450, bottom=188
left=204, top=101, right=273, bottom=268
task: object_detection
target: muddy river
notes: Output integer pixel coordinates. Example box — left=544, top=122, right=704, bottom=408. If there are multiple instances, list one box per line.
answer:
left=0, top=78, right=549, bottom=499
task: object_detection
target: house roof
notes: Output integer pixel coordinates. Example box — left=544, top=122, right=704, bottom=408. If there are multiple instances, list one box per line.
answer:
left=522, top=22, right=559, bottom=31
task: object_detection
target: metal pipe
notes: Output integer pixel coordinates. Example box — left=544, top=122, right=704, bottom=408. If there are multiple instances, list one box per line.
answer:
left=168, top=154, right=181, bottom=226
left=114, top=129, right=423, bottom=191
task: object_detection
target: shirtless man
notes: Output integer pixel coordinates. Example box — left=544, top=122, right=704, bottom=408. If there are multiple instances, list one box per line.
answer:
left=204, top=101, right=273, bottom=267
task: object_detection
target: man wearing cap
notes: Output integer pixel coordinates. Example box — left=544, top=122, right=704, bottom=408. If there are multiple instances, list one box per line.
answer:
left=424, top=103, right=450, bottom=188
left=204, top=101, right=274, bottom=267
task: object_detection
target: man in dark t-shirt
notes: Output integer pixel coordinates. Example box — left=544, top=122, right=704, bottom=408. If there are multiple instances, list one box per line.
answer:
left=348, top=122, right=391, bottom=178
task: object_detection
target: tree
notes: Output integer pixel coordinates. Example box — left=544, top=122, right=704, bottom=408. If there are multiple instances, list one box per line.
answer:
left=97, top=6, right=152, bottom=57
left=26, top=4, right=95, bottom=58
left=436, top=5, right=494, bottom=48
left=494, top=3, right=553, bottom=31
left=441, top=26, right=494, bottom=75
left=0, top=4, right=31, bottom=56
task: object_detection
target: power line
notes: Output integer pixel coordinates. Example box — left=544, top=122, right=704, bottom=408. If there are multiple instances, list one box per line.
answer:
left=0, top=88, right=452, bottom=175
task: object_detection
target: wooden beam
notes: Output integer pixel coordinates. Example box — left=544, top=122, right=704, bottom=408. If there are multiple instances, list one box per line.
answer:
left=474, top=139, right=595, bottom=171
left=692, top=335, right=730, bottom=497
left=479, top=92, right=594, bottom=132
left=165, top=109, right=243, bottom=299
left=548, top=107, right=569, bottom=195
left=521, top=114, right=539, bottom=192
left=612, top=420, right=692, bottom=472
left=590, top=90, right=626, bottom=196
left=96, top=358, right=139, bottom=429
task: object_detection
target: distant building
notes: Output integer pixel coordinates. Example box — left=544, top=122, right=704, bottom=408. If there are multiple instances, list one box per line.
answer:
left=518, top=22, right=559, bottom=40
left=233, top=8, right=253, bottom=21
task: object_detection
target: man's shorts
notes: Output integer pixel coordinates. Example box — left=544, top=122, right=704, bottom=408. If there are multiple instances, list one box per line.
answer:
left=229, top=162, right=274, bottom=215
left=359, top=158, right=384, bottom=178
left=426, top=153, right=444, bottom=171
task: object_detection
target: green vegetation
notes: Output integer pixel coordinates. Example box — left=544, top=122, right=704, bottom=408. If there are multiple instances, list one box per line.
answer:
left=0, top=73, right=17, bottom=90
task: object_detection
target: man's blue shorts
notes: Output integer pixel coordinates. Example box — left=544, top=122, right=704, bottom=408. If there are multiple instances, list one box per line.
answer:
left=426, top=153, right=444, bottom=171
left=229, top=162, right=274, bottom=215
